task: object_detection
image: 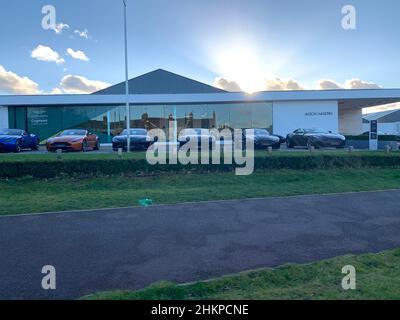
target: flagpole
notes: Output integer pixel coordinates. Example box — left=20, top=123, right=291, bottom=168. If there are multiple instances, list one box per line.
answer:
left=123, top=0, right=130, bottom=152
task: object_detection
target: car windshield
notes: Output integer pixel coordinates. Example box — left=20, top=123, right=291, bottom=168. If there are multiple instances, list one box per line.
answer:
left=305, top=128, right=330, bottom=134
left=121, top=129, right=147, bottom=135
left=254, top=129, right=270, bottom=135
left=0, top=129, right=23, bottom=135
left=59, top=130, right=86, bottom=136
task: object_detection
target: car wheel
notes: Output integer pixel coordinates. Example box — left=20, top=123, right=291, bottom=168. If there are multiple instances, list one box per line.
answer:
left=307, top=139, right=319, bottom=149
left=272, top=142, right=281, bottom=150
left=31, top=140, right=39, bottom=151
left=14, top=141, right=22, bottom=153
left=82, top=140, right=88, bottom=152
left=94, top=140, right=100, bottom=151
left=286, top=139, right=294, bottom=148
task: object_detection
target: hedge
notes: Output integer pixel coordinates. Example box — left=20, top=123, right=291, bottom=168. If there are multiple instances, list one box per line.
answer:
left=1, top=153, right=400, bottom=179
left=345, top=135, right=400, bottom=141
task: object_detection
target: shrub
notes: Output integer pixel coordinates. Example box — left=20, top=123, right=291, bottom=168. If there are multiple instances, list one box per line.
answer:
left=345, top=135, right=400, bottom=142
left=0, top=153, right=400, bottom=179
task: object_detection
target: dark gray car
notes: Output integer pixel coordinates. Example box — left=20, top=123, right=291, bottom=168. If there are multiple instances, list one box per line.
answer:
left=244, top=129, right=281, bottom=149
left=112, top=129, right=152, bottom=151
left=286, top=128, right=346, bottom=148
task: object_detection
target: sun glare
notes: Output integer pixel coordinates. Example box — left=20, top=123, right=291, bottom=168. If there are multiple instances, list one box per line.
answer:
left=216, top=46, right=266, bottom=94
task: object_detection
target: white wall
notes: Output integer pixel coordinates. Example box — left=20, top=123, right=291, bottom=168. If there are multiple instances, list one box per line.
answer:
left=0, top=106, right=8, bottom=129
left=339, top=108, right=363, bottom=135
left=273, top=100, right=338, bottom=136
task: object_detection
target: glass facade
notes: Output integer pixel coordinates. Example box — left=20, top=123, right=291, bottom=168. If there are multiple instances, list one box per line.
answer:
left=10, top=102, right=273, bottom=143
left=25, top=105, right=125, bottom=143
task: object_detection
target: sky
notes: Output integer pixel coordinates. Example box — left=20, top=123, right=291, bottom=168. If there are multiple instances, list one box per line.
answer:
left=0, top=0, right=400, bottom=109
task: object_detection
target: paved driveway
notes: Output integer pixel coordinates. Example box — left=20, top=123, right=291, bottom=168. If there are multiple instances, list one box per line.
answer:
left=1, top=190, right=400, bottom=300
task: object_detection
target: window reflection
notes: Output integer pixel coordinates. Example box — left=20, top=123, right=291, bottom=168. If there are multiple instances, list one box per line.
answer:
left=26, top=102, right=272, bottom=143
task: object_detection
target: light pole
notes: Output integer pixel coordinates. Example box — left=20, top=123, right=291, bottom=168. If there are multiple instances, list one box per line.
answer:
left=123, top=0, right=130, bottom=152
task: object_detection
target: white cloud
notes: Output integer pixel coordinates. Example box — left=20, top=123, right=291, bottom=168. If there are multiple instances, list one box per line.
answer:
left=59, top=75, right=109, bottom=94
left=265, top=77, right=304, bottom=91
left=213, top=77, right=241, bottom=92
left=344, top=79, right=381, bottom=89
left=0, top=65, right=40, bottom=94
left=66, top=48, right=90, bottom=62
left=53, top=23, right=70, bottom=34
left=215, top=74, right=383, bottom=93
left=213, top=76, right=304, bottom=92
left=317, top=79, right=343, bottom=90
left=74, top=29, right=89, bottom=39
left=317, top=78, right=381, bottom=90
left=49, top=88, right=63, bottom=95
left=31, top=45, right=65, bottom=64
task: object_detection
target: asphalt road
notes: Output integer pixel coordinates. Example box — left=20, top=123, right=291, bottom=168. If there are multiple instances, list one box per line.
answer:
left=1, top=190, right=400, bottom=300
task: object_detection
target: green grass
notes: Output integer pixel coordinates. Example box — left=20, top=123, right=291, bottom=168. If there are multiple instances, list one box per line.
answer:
left=82, top=248, right=400, bottom=300
left=1, top=168, right=400, bottom=215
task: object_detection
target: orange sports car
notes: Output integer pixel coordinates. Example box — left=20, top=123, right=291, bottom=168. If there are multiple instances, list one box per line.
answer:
left=46, top=129, right=100, bottom=152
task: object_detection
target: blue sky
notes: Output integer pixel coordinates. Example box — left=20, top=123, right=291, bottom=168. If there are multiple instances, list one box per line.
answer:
left=0, top=0, right=399, bottom=95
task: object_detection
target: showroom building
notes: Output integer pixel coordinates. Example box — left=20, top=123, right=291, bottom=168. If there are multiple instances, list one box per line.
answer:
left=1, top=69, right=400, bottom=143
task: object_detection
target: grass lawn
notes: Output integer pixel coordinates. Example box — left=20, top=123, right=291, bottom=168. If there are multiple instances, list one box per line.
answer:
left=83, top=248, right=400, bottom=300
left=1, top=168, right=400, bottom=215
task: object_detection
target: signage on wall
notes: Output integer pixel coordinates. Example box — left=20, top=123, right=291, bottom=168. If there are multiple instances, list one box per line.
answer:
left=305, top=112, right=334, bottom=116
left=30, top=109, right=48, bottom=126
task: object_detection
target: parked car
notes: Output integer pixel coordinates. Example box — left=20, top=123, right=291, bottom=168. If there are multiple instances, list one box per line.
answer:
left=46, top=129, right=99, bottom=152
left=274, top=134, right=286, bottom=144
left=243, top=128, right=281, bottom=149
left=286, top=128, right=346, bottom=148
left=0, top=128, right=39, bottom=153
left=178, top=128, right=216, bottom=149
left=112, top=129, right=154, bottom=151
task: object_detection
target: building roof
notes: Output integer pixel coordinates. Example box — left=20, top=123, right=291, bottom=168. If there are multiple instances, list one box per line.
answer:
left=94, top=69, right=226, bottom=95
left=363, top=108, right=400, bottom=123
left=1, top=88, right=400, bottom=108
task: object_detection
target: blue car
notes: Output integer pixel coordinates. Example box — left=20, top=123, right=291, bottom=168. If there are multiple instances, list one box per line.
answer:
left=0, top=128, right=39, bottom=153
